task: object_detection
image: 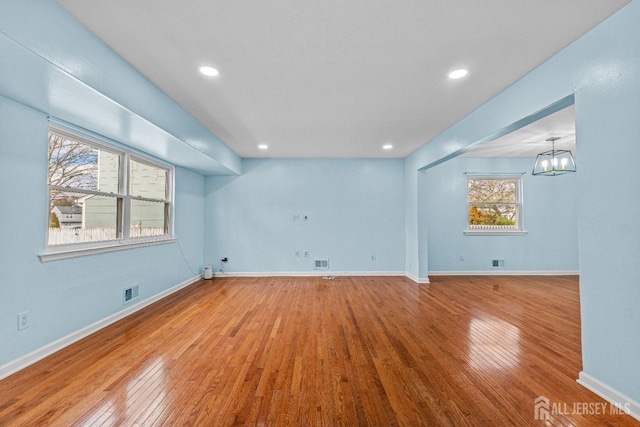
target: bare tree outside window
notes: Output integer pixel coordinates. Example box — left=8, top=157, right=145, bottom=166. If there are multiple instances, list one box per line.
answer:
left=467, top=178, right=520, bottom=229
left=48, top=132, right=98, bottom=213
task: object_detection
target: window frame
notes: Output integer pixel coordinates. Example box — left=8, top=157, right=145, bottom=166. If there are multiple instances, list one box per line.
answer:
left=41, top=125, right=175, bottom=262
left=127, top=156, right=173, bottom=239
left=463, top=174, right=527, bottom=236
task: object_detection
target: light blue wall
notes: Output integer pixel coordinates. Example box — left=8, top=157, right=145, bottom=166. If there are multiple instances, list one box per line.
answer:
left=0, top=95, right=205, bottom=367
left=204, top=159, right=405, bottom=274
left=425, top=157, right=578, bottom=272
left=574, top=22, right=640, bottom=400
left=405, top=1, right=640, bottom=402
left=404, top=165, right=420, bottom=279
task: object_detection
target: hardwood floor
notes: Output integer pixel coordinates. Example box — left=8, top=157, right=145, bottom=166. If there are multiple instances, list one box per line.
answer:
left=0, top=276, right=637, bottom=426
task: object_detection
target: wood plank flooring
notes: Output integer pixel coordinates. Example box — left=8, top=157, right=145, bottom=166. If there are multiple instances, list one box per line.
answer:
left=0, top=275, right=637, bottom=426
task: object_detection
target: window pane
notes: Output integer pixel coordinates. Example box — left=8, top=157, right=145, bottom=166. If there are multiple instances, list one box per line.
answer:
left=48, top=132, right=120, bottom=194
left=130, top=200, right=167, bottom=237
left=469, top=204, right=517, bottom=227
left=130, top=159, right=167, bottom=199
left=97, top=151, right=121, bottom=193
left=467, top=179, right=516, bottom=203
left=48, top=192, right=119, bottom=245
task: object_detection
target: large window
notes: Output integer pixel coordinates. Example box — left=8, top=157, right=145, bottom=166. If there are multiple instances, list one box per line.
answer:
left=465, top=175, right=525, bottom=235
left=45, top=127, right=173, bottom=259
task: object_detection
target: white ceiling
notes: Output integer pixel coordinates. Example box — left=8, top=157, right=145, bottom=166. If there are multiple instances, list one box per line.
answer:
left=461, top=105, right=575, bottom=158
left=55, top=1, right=629, bottom=159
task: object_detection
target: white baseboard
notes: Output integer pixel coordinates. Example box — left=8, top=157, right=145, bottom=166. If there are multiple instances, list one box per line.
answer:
left=405, top=273, right=430, bottom=284
left=0, top=274, right=202, bottom=381
left=213, top=270, right=576, bottom=281
left=214, top=270, right=431, bottom=284
left=214, top=271, right=407, bottom=278
left=428, top=270, right=579, bottom=276
left=577, top=371, right=640, bottom=421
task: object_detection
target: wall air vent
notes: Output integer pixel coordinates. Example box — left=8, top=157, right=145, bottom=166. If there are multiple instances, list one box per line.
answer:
left=314, top=259, right=329, bottom=270
left=123, top=285, right=140, bottom=304
left=492, top=259, right=505, bottom=268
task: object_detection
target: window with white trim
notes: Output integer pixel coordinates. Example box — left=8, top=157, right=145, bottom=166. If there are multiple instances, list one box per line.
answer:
left=465, top=175, right=525, bottom=235
left=47, top=127, right=173, bottom=249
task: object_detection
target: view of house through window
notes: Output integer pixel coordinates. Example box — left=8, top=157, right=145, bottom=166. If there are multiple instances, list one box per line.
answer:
left=129, top=159, right=170, bottom=238
left=467, top=176, right=522, bottom=231
left=47, top=128, right=172, bottom=246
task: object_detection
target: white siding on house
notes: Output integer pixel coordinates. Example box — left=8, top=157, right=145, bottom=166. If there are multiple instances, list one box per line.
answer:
left=83, top=153, right=168, bottom=231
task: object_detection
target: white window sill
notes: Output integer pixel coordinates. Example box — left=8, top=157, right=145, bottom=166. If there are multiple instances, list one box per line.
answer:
left=464, top=230, right=528, bottom=236
left=39, top=237, right=177, bottom=263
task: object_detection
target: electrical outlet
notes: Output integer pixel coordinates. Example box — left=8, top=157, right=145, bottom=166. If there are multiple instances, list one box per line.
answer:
left=304, top=250, right=309, bottom=257
left=459, top=254, right=464, bottom=261
left=295, top=250, right=300, bottom=257
left=17, top=311, right=29, bottom=331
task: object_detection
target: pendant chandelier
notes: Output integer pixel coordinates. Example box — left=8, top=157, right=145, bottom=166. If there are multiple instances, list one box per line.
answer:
left=532, top=137, right=576, bottom=176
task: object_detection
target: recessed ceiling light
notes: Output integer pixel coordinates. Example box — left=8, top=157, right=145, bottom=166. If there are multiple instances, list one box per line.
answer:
left=258, top=144, right=268, bottom=150
left=448, top=68, right=469, bottom=79
left=383, top=144, right=393, bottom=150
left=199, top=66, right=220, bottom=77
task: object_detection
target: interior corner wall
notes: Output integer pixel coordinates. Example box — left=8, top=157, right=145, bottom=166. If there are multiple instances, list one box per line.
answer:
left=403, top=162, right=420, bottom=280
left=417, top=170, right=430, bottom=279
left=0, top=95, right=205, bottom=368
left=204, top=158, right=405, bottom=274
left=424, top=157, right=578, bottom=273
